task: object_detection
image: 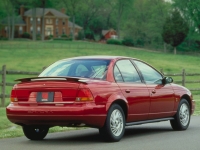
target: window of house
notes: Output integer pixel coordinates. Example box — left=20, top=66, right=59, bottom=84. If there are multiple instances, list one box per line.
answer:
left=62, top=27, right=65, bottom=34
left=30, top=18, right=33, bottom=24
left=19, top=26, right=23, bottom=34
left=30, top=26, right=33, bottom=34
left=62, top=19, right=65, bottom=25
left=55, top=27, right=59, bottom=36
left=37, top=27, right=41, bottom=34
left=46, top=18, right=52, bottom=24
left=37, top=18, right=41, bottom=25
left=56, top=19, right=58, bottom=25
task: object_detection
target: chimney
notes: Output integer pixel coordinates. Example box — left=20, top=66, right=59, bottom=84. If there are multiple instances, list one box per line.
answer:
left=20, top=5, right=24, bottom=17
left=61, top=8, right=66, bottom=14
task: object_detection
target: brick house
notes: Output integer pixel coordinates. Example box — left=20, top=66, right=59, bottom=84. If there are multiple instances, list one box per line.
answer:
left=0, top=6, right=82, bottom=38
left=102, top=29, right=117, bottom=40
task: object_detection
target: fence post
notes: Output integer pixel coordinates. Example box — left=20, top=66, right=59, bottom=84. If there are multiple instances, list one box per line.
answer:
left=182, top=69, right=185, bottom=87
left=1, top=65, right=6, bottom=107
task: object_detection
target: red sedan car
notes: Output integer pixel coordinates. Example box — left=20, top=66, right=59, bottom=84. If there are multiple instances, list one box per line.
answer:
left=6, top=56, right=195, bottom=142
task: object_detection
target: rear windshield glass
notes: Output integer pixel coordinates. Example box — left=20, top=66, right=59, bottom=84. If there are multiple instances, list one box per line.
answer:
left=39, top=59, right=111, bottom=80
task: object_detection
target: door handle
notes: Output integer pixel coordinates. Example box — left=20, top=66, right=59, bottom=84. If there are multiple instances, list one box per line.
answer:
left=125, top=89, right=130, bottom=93
left=152, top=90, right=156, bottom=94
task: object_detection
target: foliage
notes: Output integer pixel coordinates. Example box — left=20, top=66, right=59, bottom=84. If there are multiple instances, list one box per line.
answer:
left=48, top=34, right=53, bottom=40
left=162, top=9, right=189, bottom=50
left=61, top=34, right=68, bottom=38
left=106, top=39, right=122, bottom=45
left=84, top=29, right=94, bottom=40
left=77, top=30, right=85, bottom=40
left=21, top=32, right=31, bottom=39
left=122, top=37, right=134, bottom=47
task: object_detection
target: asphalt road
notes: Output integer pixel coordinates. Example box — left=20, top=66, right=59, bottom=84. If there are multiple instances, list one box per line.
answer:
left=1, top=116, right=200, bottom=150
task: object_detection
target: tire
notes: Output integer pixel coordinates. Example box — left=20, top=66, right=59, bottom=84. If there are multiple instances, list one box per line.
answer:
left=99, top=104, right=125, bottom=142
left=23, top=126, right=49, bottom=140
left=170, top=99, right=190, bottom=131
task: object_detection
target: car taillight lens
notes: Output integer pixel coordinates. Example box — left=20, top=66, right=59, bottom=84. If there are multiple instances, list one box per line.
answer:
left=76, top=88, right=94, bottom=102
left=10, top=89, right=18, bottom=102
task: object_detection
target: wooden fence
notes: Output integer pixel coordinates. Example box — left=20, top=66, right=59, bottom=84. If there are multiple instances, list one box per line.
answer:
left=1, top=65, right=200, bottom=107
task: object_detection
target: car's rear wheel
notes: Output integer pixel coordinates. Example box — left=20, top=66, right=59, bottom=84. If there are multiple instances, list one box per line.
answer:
left=23, top=126, right=49, bottom=140
left=99, top=104, right=125, bottom=142
left=170, top=99, right=190, bottom=130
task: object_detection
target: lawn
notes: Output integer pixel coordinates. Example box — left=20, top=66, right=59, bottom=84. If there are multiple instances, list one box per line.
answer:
left=0, top=40, right=200, bottom=139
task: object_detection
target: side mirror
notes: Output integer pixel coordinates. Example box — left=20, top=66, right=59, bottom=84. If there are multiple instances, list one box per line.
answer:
left=162, top=77, right=173, bottom=85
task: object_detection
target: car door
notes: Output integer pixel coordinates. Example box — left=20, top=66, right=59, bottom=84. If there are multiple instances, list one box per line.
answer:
left=133, top=60, right=175, bottom=119
left=114, top=59, right=150, bottom=122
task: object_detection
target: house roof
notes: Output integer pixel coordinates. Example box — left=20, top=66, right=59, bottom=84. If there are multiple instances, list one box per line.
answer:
left=102, top=29, right=116, bottom=36
left=1, top=15, right=26, bottom=25
left=24, top=8, right=69, bottom=18
left=68, top=21, right=82, bottom=29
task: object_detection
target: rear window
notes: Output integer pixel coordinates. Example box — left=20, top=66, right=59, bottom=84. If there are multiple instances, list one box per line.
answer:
left=39, top=59, right=111, bottom=80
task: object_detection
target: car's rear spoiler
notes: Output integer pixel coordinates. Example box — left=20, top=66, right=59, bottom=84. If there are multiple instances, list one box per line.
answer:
left=15, top=76, right=90, bottom=83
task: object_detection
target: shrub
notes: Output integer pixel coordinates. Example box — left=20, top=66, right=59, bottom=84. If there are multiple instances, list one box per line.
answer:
left=0, top=37, right=8, bottom=40
left=77, top=30, right=85, bottom=40
left=48, top=34, right=53, bottom=40
left=22, top=32, right=31, bottom=39
left=106, top=39, right=122, bottom=45
left=122, top=37, right=134, bottom=47
left=61, top=34, right=68, bottom=38
left=36, top=34, right=41, bottom=40
left=84, top=29, right=94, bottom=40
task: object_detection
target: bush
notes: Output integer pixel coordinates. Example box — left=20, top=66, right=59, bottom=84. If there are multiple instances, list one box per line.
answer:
left=36, top=34, right=41, bottom=40
left=122, top=37, right=134, bottom=47
left=22, top=32, right=31, bottom=39
left=61, top=34, right=68, bottom=38
left=84, top=29, right=94, bottom=40
left=0, top=37, right=8, bottom=40
left=106, top=39, right=122, bottom=45
left=77, top=30, right=85, bottom=40
left=48, top=34, right=53, bottom=40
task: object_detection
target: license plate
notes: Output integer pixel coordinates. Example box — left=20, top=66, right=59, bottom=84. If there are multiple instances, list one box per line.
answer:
left=36, top=92, right=54, bottom=102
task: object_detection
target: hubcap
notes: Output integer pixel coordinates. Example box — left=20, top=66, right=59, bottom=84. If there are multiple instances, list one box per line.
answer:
left=179, top=103, right=189, bottom=126
left=110, top=109, right=123, bottom=136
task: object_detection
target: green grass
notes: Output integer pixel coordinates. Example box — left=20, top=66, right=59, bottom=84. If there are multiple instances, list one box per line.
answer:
left=0, top=40, right=200, bottom=138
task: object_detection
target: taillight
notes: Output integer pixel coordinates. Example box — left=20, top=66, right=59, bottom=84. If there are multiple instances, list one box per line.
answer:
left=76, top=88, right=94, bottom=102
left=10, top=89, right=18, bottom=102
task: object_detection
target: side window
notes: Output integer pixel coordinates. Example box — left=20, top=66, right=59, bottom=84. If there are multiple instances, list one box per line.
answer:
left=115, top=60, right=141, bottom=83
left=134, top=60, right=163, bottom=84
left=114, top=65, right=123, bottom=82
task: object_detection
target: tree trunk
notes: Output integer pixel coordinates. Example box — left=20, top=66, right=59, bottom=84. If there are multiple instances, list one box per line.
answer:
left=7, top=15, right=10, bottom=39
left=41, top=1, right=46, bottom=41
left=11, top=9, right=15, bottom=40
left=164, top=43, right=166, bottom=52
left=174, top=47, right=176, bottom=55
left=117, top=17, right=121, bottom=39
left=72, top=15, right=75, bottom=40
left=32, top=8, right=36, bottom=41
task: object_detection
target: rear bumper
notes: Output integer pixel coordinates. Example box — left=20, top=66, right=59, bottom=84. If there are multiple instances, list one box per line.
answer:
left=6, top=102, right=106, bottom=128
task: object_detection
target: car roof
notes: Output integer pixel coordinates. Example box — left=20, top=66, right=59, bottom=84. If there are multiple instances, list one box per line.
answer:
left=61, top=55, right=132, bottom=61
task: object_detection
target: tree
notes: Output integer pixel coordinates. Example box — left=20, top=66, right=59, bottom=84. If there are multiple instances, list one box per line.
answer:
left=122, top=0, right=170, bottom=48
left=112, top=0, right=134, bottom=39
left=62, top=0, right=81, bottom=40
left=162, top=9, right=189, bottom=54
